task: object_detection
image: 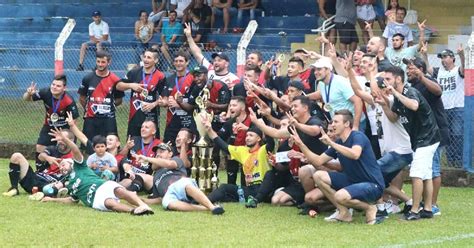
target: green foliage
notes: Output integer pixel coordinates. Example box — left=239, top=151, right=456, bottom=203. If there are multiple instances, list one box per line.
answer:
left=0, top=160, right=473, bottom=246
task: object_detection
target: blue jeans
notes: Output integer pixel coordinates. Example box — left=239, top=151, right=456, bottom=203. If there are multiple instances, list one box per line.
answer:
left=446, top=108, right=464, bottom=163
left=432, top=146, right=443, bottom=178
left=378, top=151, right=413, bottom=187
left=237, top=8, right=255, bottom=27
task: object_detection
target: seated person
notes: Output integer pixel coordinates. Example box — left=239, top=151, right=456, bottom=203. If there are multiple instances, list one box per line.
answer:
left=135, top=10, right=155, bottom=50
left=86, top=135, right=118, bottom=181
left=77, top=11, right=111, bottom=71
left=41, top=129, right=154, bottom=215
left=160, top=10, right=184, bottom=65
left=128, top=143, right=224, bottom=215
left=149, top=0, right=168, bottom=25
left=188, top=8, right=210, bottom=43
left=211, top=0, right=237, bottom=33
left=236, top=0, right=258, bottom=29
left=2, top=129, right=75, bottom=197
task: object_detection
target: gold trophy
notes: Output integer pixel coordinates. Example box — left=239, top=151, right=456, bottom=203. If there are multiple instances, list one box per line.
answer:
left=211, top=162, right=218, bottom=191
left=191, top=86, right=218, bottom=193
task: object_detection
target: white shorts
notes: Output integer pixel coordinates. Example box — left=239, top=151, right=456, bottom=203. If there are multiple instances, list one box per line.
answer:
left=92, top=181, right=123, bottom=211
left=357, top=5, right=376, bottom=21
left=409, top=142, right=440, bottom=180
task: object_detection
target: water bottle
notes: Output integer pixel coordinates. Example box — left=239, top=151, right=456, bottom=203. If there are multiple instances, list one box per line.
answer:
left=237, top=186, right=245, bottom=204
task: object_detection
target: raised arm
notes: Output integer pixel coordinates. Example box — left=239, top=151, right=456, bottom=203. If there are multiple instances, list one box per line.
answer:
left=49, top=128, right=83, bottom=162
left=183, top=22, right=205, bottom=63
left=65, top=111, right=88, bottom=146
left=23, top=82, right=37, bottom=101
left=134, top=154, right=178, bottom=170
left=290, top=126, right=332, bottom=167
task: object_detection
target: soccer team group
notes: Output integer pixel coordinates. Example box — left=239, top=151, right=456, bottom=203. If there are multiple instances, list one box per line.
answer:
left=3, top=23, right=464, bottom=223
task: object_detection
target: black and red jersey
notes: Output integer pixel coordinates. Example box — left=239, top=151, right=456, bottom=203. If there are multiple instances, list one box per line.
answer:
left=78, top=71, right=125, bottom=118
left=188, top=80, right=230, bottom=114
left=124, top=67, right=167, bottom=123
left=164, top=73, right=194, bottom=125
left=36, top=145, right=73, bottom=176
left=32, top=88, right=79, bottom=127
left=129, top=136, right=162, bottom=174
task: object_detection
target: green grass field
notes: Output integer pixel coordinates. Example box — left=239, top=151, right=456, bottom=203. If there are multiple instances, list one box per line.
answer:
left=0, top=159, right=473, bottom=247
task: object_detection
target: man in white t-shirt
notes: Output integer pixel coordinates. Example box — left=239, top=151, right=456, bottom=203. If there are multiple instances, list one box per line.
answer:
left=77, top=11, right=112, bottom=71
left=382, top=7, right=413, bottom=49
left=428, top=47, right=465, bottom=167
left=183, top=23, right=240, bottom=90
left=170, top=0, right=193, bottom=19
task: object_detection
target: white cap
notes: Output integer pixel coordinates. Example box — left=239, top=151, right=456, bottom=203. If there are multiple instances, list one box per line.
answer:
left=311, top=57, right=333, bottom=71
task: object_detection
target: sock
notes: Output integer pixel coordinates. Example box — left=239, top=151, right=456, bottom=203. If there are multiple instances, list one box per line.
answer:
left=127, top=175, right=144, bottom=192
left=8, top=163, right=21, bottom=189
left=34, top=152, right=43, bottom=171
left=376, top=203, right=385, bottom=211
left=406, top=199, right=413, bottom=206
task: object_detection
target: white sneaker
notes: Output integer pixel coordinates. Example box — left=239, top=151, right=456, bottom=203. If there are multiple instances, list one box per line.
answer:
left=56, top=188, right=69, bottom=198
left=324, top=208, right=353, bottom=221
left=385, top=200, right=402, bottom=214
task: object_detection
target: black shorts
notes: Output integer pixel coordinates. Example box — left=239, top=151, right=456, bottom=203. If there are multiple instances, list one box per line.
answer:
left=37, top=125, right=56, bottom=146
left=281, top=181, right=305, bottom=205
left=83, top=117, right=118, bottom=140
left=19, top=167, right=53, bottom=193
left=335, top=21, right=359, bottom=44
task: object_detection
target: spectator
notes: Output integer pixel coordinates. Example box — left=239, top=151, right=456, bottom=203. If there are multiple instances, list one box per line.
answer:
left=236, top=0, right=258, bottom=29
left=135, top=10, right=155, bottom=51
left=317, top=0, right=337, bottom=44
left=160, top=10, right=184, bottom=65
left=366, top=36, right=393, bottom=72
left=356, top=0, right=376, bottom=44
left=77, top=11, right=111, bottom=71
left=334, top=0, right=358, bottom=52
left=187, top=0, right=212, bottom=26
left=428, top=46, right=465, bottom=168
left=149, top=0, right=168, bottom=25
left=188, top=8, right=210, bottom=43
left=385, top=0, right=399, bottom=24
left=383, top=7, right=414, bottom=48
left=171, top=0, right=193, bottom=20
left=211, top=0, right=237, bottom=33
left=372, top=0, right=386, bottom=31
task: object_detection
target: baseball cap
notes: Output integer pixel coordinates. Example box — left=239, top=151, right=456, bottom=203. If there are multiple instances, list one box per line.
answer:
left=211, top=52, right=230, bottom=62
left=437, top=49, right=455, bottom=58
left=288, top=80, right=305, bottom=91
left=92, top=11, right=101, bottom=17
left=402, top=57, right=426, bottom=73
left=191, top=65, right=208, bottom=75
left=311, top=57, right=333, bottom=71
left=247, top=125, right=263, bottom=138
left=152, top=143, right=172, bottom=152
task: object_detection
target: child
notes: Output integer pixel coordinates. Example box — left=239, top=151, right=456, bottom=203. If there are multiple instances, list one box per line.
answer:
left=87, top=135, right=118, bottom=180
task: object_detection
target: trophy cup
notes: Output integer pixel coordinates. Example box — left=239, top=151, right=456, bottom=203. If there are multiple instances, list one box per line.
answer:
left=191, top=86, right=218, bottom=193
left=211, top=162, right=218, bottom=191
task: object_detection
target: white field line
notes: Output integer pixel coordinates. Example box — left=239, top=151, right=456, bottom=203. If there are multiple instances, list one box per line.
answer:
left=380, top=233, right=474, bottom=248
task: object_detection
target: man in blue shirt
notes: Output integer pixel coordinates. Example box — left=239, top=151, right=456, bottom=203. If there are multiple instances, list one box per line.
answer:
left=160, top=10, right=183, bottom=65
left=292, top=109, right=385, bottom=225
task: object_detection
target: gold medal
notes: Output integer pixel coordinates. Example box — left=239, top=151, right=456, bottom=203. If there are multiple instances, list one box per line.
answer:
left=50, top=113, right=59, bottom=123
left=323, top=103, right=332, bottom=112
left=141, top=89, right=148, bottom=98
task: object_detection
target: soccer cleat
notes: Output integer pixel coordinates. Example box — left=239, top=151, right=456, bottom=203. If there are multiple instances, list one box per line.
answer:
left=324, top=208, right=353, bottom=221
left=420, top=209, right=433, bottom=219
left=28, top=192, right=45, bottom=201
left=376, top=209, right=389, bottom=219
left=405, top=211, right=420, bottom=221
left=212, top=206, right=225, bottom=215
left=2, top=188, right=19, bottom=197
left=385, top=200, right=402, bottom=214
left=56, top=188, right=69, bottom=198
left=245, top=195, right=258, bottom=208
left=432, top=205, right=441, bottom=216
left=131, top=205, right=154, bottom=216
